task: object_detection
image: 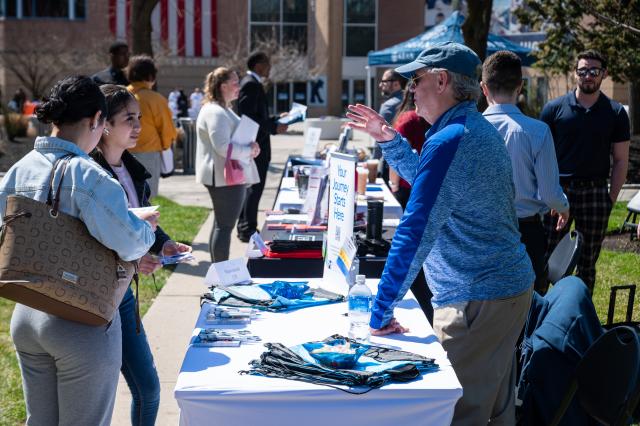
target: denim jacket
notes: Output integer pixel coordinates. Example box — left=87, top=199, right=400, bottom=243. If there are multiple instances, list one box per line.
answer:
left=91, top=148, right=170, bottom=254
left=0, top=136, right=155, bottom=261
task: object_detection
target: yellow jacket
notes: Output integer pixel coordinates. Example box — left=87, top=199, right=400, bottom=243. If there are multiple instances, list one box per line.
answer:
left=127, top=82, right=177, bottom=153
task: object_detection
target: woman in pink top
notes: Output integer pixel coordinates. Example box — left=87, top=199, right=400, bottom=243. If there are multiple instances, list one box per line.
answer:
left=90, top=84, right=191, bottom=426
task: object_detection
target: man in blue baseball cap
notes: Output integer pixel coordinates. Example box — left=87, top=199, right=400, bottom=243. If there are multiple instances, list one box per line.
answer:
left=347, top=42, right=534, bottom=424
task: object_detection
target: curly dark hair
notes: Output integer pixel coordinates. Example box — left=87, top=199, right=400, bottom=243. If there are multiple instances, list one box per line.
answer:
left=35, top=75, right=107, bottom=126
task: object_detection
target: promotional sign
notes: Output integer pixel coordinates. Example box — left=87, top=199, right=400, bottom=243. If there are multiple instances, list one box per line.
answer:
left=245, top=232, right=269, bottom=259
left=302, top=127, right=322, bottom=159
left=322, top=152, right=356, bottom=294
left=303, top=166, right=328, bottom=225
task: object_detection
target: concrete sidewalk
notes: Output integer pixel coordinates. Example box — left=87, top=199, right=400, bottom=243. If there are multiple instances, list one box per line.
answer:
left=110, top=129, right=373, bottom=425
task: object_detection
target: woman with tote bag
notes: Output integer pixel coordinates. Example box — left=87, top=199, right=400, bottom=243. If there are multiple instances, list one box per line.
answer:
left=0, top=76, right=156, bottom=426
left=195, top=68, right=260, bottom=262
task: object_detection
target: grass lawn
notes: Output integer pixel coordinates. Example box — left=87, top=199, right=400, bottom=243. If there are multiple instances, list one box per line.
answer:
left=597, top=200, right=640, bottom=323
left=0, top=196, right=209, bottom=425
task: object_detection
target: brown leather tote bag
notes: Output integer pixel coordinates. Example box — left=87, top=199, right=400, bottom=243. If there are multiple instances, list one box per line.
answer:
left=0, top=155, right=138, bottom=326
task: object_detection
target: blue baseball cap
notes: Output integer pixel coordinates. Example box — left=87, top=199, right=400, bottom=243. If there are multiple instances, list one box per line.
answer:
left=395, top=42, right=481, bottom=79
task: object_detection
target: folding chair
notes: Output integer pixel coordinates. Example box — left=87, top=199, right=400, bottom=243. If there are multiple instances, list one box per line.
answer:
left=549, top=326, right=640, bottom=426
left=547, top=230, right=582, bottom=285
left=622, top=190, right=640, bottom=239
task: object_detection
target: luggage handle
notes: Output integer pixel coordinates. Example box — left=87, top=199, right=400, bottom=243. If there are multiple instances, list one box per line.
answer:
left=607, top=284, right=636, bottom=325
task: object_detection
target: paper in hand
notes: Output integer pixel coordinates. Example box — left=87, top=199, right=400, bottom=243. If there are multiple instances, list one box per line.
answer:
left=159, top=252, right=196, bottom=265
left=129, top=205, right=159, bottom=215
left=231, top=115, right=260, bottom=146
left=278, top=103, right=307, bottom=125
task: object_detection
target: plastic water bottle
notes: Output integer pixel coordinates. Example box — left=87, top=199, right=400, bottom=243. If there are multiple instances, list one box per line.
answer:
left=348, top=274, right=372, bottom=343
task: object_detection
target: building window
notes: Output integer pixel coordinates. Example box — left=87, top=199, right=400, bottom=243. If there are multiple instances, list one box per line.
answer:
left=341, top=79, right=375, bottom=114
left=267, top=81, right=309, bottom=114
left=249, top=0, right=307, bottom=51
left=0, top=0, right=86, bottom=19
left=343, top=0, right=376, bottom=57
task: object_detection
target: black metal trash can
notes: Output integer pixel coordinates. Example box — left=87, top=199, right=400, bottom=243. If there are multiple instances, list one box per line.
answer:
left=179, top=118, right=196, bottom=174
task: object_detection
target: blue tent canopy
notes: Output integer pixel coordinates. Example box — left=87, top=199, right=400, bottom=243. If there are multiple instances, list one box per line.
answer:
left=367, top=11, right=535, bottom=67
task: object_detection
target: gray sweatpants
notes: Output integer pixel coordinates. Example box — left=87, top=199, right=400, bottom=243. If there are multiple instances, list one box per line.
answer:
left=206, top=183, right=246, bottom=262
left=132, top=151, right=162, bottom=199
left=10, top=304, right=122, bottom=426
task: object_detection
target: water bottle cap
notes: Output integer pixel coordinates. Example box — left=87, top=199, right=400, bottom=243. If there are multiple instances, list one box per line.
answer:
left=355, top=274, right=366, bottom=284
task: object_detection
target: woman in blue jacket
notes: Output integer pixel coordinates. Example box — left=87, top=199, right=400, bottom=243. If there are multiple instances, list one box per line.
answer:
left=0, top=76, right=157, bottom=426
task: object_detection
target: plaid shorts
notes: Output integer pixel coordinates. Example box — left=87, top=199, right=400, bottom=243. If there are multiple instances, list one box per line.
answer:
left=543, top=182, right=612, bottom=292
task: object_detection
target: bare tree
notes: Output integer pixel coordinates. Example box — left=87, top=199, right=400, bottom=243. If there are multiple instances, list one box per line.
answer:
left=218, top=20, right=325, bottom=84
left=0, top=32, right=107, bottom=99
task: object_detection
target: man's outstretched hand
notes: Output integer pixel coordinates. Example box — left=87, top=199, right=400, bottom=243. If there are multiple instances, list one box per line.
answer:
left=346, top=104, right=396, bottom=142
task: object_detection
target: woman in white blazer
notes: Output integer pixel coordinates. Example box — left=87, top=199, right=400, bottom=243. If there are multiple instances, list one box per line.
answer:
left=195, top=67, right=260, bottom=261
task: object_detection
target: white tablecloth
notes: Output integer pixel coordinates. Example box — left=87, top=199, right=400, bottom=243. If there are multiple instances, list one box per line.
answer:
left=274, top=177, right=403, bottom=220
left=174, top=279, right=462, bottom=426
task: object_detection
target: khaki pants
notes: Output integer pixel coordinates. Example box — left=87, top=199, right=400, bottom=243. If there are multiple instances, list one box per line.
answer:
left=434, top=286, right=533, bottom=426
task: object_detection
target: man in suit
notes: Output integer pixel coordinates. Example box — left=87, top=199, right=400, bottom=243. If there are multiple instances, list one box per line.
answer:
left=236, top=52, right=288, bottom=242
left=92, top=41, right=130, bottom=86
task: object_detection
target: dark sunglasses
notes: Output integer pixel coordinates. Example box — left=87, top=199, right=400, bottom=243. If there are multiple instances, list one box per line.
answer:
left=408, top=73, right=428, bottom=89
left=576, top=67, right=604, bottom=78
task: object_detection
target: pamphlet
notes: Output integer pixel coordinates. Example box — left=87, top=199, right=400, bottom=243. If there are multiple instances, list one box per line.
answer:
left=129, top=205, right=159, bottom=215
left=158, top=252, right=196, bottom=265
left=231, top=114, right=260, bottom=146
left=278, top=102, right=307, bottom=125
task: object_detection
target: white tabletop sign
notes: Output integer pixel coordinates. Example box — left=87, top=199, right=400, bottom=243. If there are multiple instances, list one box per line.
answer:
left=322, top=152, right=356, bottom=294
left=204, top=258, right=252, bottom=286
left=302, top=126, right=322, bottom=159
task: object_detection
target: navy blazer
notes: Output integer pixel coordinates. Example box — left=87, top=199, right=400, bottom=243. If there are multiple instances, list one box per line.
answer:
left=518, top=276, right=603, bottom=425
left=237, top=74, right=277, bottom=167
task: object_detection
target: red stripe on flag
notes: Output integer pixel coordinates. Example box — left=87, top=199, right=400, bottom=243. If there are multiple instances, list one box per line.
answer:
left=177, top=0, right=185, bottom=56
left=161, top=0, right=168, bottom=42
left=109, top=0, right=116, bottom=35
left=211, top=0, right=218, bottom=56
left=125, top=0, right=131, bottom=41
left=194, top=0, right=202, bottom=57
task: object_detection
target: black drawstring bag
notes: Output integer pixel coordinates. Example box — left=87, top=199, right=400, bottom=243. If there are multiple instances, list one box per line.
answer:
left=240, top=335, right=438, bottom=394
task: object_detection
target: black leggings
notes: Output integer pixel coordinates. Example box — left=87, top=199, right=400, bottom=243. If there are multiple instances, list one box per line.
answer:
left=206, top=183, right=246, bottom=262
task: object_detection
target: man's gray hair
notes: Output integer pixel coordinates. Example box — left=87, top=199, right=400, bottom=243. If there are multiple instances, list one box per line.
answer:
left=429, top=68, right=481, bottom=102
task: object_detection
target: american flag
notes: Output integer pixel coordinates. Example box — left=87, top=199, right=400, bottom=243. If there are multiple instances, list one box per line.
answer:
left=108, top=0, right=218, bottom=57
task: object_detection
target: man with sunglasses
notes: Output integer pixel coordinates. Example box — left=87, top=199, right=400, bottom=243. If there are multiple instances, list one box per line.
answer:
left=347, top=42, right=534, bottom=425
left=540, top=50, right=630, bottom=294
left=373, top=70, right=406, bottom=161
